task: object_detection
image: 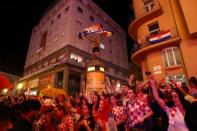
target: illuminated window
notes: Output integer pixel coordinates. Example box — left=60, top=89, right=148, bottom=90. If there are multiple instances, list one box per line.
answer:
left=100, top=67, right=104, bottom=72
left=100, top=43, right=105, bottom=49
left=162, top=47, right=182, bottom=67
left=87, top=67, right=95, bottom=72
left=70, top=53, right=83, bottom=62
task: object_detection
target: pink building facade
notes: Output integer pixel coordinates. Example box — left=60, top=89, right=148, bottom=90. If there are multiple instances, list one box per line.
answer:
left=21, top=0, right=129, bottom=95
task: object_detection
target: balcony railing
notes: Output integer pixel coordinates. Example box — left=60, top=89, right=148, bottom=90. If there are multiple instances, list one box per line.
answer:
left=135, top=0, right=160, bottom=18
left=133, top=28, right=179, bottom=52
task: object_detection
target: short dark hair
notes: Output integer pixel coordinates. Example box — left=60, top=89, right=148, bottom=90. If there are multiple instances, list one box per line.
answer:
left=0, top=103, right=12, bottom=122
left=21, top=99, right=41, bottom=113
left=189, top=76, right=197, bottom=86
left=122, top=83, right=131, bottom=88
left=56, top=104, right=66, bottom=114
left=82, top=103, right=92, bottom=113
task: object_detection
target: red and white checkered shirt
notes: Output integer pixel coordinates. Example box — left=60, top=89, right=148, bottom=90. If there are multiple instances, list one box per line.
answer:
left=125, top=99, right=152, bottom=127
left=58, top=115, right=74, bottom=131
left=111, top=106, right=125, bottom=123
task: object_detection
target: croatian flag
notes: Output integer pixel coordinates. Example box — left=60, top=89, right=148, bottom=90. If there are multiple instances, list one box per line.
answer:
left=149, top=30, right=171, bottom=44
left=78, top=24, right=104, bottom=39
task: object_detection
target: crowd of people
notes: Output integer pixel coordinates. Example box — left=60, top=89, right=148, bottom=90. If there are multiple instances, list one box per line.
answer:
left=0, top=74, right=197, bottom=131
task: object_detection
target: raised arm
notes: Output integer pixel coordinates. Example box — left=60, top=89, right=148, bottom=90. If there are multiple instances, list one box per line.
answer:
left=139, top=80, right=149, bottom=89
left=105, top=75, right=112, bottom=87
left=149, top=76, right=167, bottom=112
left=105, top=75, right=112, bottom=93
left=127, top=74, right=134, bottom=86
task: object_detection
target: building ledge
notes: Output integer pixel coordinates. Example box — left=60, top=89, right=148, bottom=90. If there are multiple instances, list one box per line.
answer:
left=128, top=0, right=162, bottom=41
left=164, top=65, right=182, bottom=70
left=132, top=37, right=181, bottom=65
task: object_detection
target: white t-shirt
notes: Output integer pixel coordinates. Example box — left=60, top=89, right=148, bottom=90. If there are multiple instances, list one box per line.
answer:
left=165, top=106, right=188, bottom=131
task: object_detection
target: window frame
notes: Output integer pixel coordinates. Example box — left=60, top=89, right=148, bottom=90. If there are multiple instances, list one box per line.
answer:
left=162, top=47, right=182, bottom=68
left=77, top=6, right=83, bottom=14
left=144, top=0, right=155, bottom=13
left=148, top=21, right=160, bottom=35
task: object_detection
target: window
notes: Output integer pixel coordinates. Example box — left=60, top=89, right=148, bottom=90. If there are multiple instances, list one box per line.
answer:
left=76, top=20, right=82, bottom=25
left=89, top=15, right=94, bottom=22
left=9, top=79, right=14, bottom=84
left=55, top=71, right=64, bottom=88
left=70, top=53, right=83, bottom=62
left=100, top=43, right=105, bottom=49
left=51, top=20, right=54, bottom=25
left=144, top=0, right=155, bottom=12
left=57, top=13, right=61, bottom=19
left=77, top=6, right=83, bottom=14
left=162, top=47, right=182, bottom=67
left=65, top=6, right=69, bottom=12
left=68, top=73, right=80, bottom=96
left=124, top=56, right=127, bottom=61
left=148, top=21, right=160, bottom=35
left=40, top=31, right=48, bottom=48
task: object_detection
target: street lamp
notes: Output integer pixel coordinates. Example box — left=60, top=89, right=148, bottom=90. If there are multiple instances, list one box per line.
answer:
left=2, top=89, right=8, bottom=94
left=17, top=83, right=24, bottom=90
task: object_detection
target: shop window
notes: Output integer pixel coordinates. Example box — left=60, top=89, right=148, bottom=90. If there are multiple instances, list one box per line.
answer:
left=148, top=21, right=160, bottom=35
left=166, top=74, right=186, bottom=83
left=55, top=71, right=64, bottom=88
left=68, top=73, right=80, bottom=96
left=162, top=47, right=182, bottom=67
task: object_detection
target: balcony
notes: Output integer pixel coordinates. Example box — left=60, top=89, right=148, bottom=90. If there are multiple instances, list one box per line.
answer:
left=128, top=0, right=162, bottom=40
left=132, top=28, right=181, bottom=65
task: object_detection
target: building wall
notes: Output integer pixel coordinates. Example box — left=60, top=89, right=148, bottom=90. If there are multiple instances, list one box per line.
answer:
left=129, top=0, right=197, bottom=81
left=137, top=0, right=176, bottom=44
left=0, top=71, right=20, bottom=89
left=22, top=0, right=129, bottom=94
left=25, top=0, right=128, bottom=71
left=179, top=0, right=197, bottom=36
left=180, top=40, right=197, bottom=77
left=25, top=0, right=71, bottom=67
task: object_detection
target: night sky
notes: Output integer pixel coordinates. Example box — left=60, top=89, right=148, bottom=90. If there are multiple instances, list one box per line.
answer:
left=0, top=0, right=134, bottom=76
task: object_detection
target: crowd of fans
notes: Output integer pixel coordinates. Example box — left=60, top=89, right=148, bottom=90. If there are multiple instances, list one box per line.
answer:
left=0, top=74, right=197, bottom=131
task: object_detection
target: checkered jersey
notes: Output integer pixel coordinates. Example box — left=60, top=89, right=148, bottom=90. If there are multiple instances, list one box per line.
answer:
left=125, top=99, right=152, bottom=127
left=58, top=115, right=74, bottom=131
left=111, top=106, right=125, bottom=123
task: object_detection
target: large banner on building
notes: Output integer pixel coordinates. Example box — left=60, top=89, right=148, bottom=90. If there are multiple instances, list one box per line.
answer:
left=38, top=74, right=53, bottom=90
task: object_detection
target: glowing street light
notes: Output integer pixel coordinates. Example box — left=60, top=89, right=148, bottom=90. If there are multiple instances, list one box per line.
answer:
left=2, top=89, right=8, bottom=94
left=17, top=83, right=24, bottom=90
